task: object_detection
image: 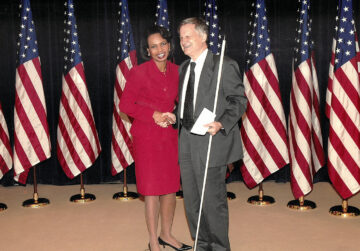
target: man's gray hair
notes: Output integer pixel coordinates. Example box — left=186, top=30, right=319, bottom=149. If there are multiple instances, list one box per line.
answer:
left=178, top=17, right=208, bottom=38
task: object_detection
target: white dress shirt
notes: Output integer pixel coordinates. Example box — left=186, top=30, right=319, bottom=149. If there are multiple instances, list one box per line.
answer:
left=180, top=48, right=208, bottom=119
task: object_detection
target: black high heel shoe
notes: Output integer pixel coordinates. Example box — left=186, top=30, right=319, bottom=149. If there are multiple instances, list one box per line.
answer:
left=158, top=237, right=192, bottom=251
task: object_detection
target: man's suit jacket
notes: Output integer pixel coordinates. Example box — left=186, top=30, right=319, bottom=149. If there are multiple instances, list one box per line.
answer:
left=178, top=50, right=247, bottom=167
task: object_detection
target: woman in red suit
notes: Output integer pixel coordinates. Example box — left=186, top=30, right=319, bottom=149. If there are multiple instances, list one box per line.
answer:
left=119, top=26, right=191, bottom=251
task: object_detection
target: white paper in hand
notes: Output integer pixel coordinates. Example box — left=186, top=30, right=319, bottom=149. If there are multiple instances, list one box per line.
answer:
left=190, top=108, right=216, bottom=135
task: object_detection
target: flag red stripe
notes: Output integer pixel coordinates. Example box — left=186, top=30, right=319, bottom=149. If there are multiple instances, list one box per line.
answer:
left=328, top=126, right=360, bottom=181
left=32, top=57, right=43, bottom=82
left=0, top=155, right=8, bottom=176
left=327, top=159, right=355, bottom=199
left=241, top=104, right=284, bottom=174
left=57, top=116, right=86, bottom=175
left=240, top=120, right=268, bottom=177
left=56, top=141, right=75, bottom=179
left=60, top=90, right=96, bottom=163
left=115, top=75, right=134, bottom=123
left=312, top=127, right=325, bottom=168
left=311, top=79, right=325, bottom=167
left=289, top=114, right=312, bottom=196
left=129, top=50, right=137, bottom=71
left=330, top=95, right=360, bottom=149
left=239, top=158, right=259, bottom=189
left=67, top=64, right=101, bottom=152
left=258, top=59, right=282, bottom=101
left=118, top=61, right=131, bottom=80
left=0, top=127, right=12, bottom=157
left=111, top=131, right=129, bottom=172
left=113, top=103, right=134, bottom=157
left=289, top=105, right=312, bottom=183
left=295, top=61, right=312, bottom=108
left=325, top=52, right=335, bottom=119
left=13, top=133, right=31, bottom=184
left=14, top=94, right=47, bottom=161
left=290, top=166, right=306, bottom=199
left=290, top=80, right=311, bottom=147
left=334, top=65, right=360, bottom=114
left=17, top=62, right=49, bottom=136
left=246, top=68, right=288, bottom=145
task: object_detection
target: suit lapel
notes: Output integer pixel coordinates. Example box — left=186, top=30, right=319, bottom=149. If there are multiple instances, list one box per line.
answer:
left=178, top=60, right=190, bottom=118
left=194, top=51, right=215, bottom=117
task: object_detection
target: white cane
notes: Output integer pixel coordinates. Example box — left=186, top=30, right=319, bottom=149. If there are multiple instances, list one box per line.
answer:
left=194, top=37, right=226, bottom=251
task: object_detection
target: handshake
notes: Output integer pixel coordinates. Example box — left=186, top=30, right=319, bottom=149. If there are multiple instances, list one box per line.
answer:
left=152, top=111, right=176, bottom=128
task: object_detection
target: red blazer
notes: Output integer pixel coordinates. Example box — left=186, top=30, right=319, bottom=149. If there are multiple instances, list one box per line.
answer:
left=119, top=59, right=179, bottom=140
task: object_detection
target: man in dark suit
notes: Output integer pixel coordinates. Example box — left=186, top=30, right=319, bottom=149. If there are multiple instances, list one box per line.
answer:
left=177, top=17, right=247, bottom=251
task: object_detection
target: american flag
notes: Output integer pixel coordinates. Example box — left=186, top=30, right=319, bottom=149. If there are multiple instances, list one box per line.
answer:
left=111, top=0, right=137, bottom=175
left=155, top=0, right=169, bottom=29
left=240, top=0, right=289, bottom=188
left=57, top=0, right=101, bottom=179
left=204, top=0, right=222, bottom=55
left=14, top=0, right=51, bottom=184
left=288, top=0, right=325, bottom=199
left=326, top=0, right=360, bottom=199
left=0, top=103, right=12, bottom=180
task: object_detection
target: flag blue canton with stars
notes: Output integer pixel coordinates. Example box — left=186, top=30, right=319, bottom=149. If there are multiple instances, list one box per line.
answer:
left=17, top=0, right=39, bottom=66
left=245, top=0, right=271, bottom=70
left=117, top=0, right=136, bottom=63
left=293, top=0, right=314, bottom=69
left=334, top=0, right=357, bottom=71
left=155, top=0, right=169, bottom=29
left=204, top=0, right=222, bottom=55
left=63, top=0, right=82, bottom=74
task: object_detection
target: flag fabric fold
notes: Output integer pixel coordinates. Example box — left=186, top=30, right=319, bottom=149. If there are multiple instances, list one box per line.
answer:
left=14, top=0, right=51, bottom=184
left=240, top=0, right=289, bottom=188
left=155, top=0, right=169, bottom=29
left=111, top=0, right=137, bottom=175
left=289, top=0, right=325, bottom=199
left=326, top=0, right=360, bottom=199
left=0, top=103, right=12, bottom=180
left=57, top=0, right=101, bottom=179
left=204, top=0, right=222, bottom=55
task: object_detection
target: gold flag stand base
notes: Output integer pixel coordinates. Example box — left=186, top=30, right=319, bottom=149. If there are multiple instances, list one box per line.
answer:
left=0, top=203, right=8, bottom=211
left=70, top=193, right=96, bottom=203
left=247, top=183, right=275, bottom=206
left=70, top=188, right=96, bottom=203
left=23, top=193, right=50, bottom=208
left=287, top=196, right=316, bottom=210
left=176, top=190, right=183, bottom=199
left=247, top=195, right=275, bottom=205
left=329, top=199, right=360, bottom=217
left=113, top=169, right=138, bottom=201
left=227, top=192, right=236, bottom=200
left=113, top=188, right=139, bottom=201
left=70, top=174, right=96, bottom=203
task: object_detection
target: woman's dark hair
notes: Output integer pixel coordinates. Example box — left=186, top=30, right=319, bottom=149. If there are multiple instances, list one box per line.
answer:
left=141, top=25, right=173, bottom=60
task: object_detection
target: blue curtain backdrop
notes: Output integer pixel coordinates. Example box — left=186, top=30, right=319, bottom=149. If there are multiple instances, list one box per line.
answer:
left=0, top=0, right=359, bottom=185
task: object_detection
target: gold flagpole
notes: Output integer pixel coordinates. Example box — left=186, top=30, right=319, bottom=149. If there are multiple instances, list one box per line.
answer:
left=247, top=182, right=275, bottom=205
left=329, top=199, right=360, bottom=217
left=113, top=168, right=138, bottom=201
left=23, top=167, right=50, bottom=208
left=70, top=173, right=96, bottom=203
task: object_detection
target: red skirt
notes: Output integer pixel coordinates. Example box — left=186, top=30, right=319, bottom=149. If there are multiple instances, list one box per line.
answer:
left=132, top=127, right=180, bottom=196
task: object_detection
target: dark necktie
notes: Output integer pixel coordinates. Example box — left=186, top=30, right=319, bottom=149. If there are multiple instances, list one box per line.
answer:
left=182, top=62, right=196, bottom=130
